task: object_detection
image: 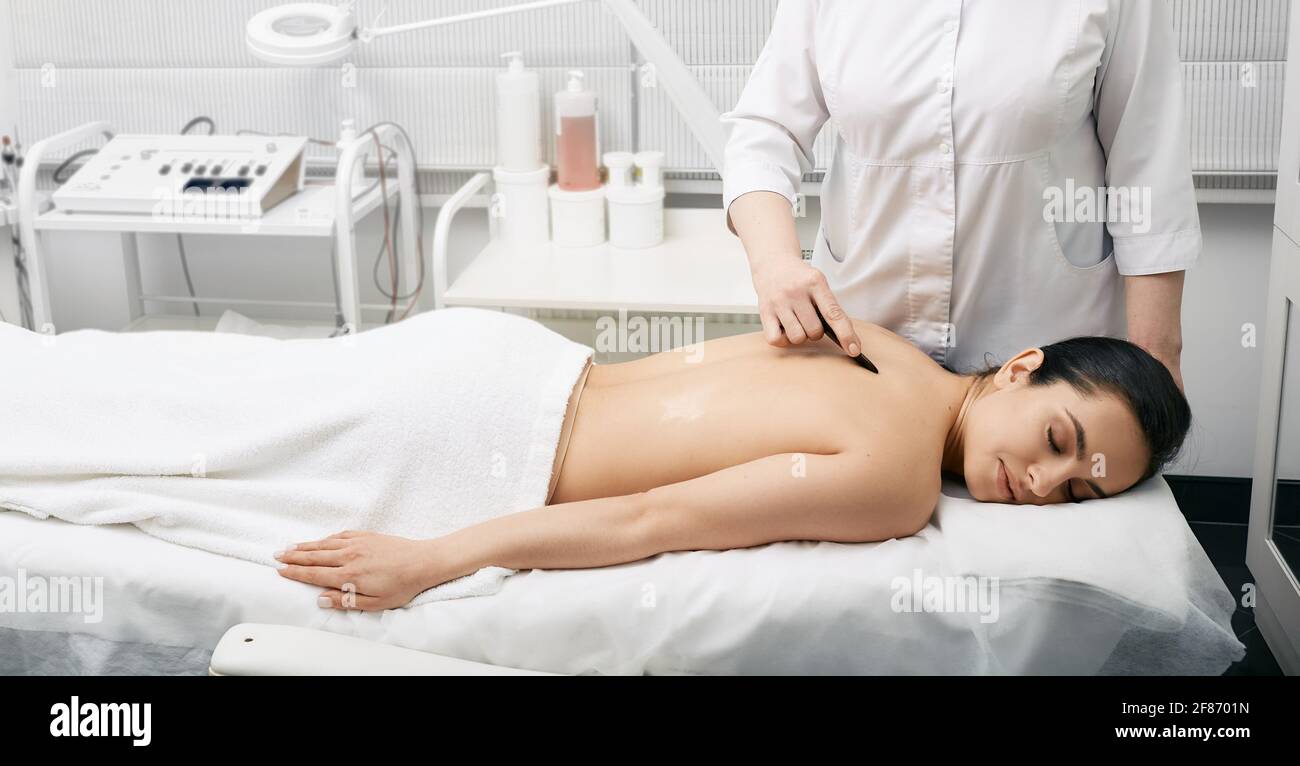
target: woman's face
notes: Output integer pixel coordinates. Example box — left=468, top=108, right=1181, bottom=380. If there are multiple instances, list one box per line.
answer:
left=959, top=348, right=1149, bottom=505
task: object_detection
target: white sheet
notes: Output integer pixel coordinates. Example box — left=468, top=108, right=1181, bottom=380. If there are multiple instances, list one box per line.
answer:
left=0, top=476, right=1245, bottom=675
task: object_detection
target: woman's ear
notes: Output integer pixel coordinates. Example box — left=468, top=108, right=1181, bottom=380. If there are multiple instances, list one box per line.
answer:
left=993, top=347, right=1045, bottom=388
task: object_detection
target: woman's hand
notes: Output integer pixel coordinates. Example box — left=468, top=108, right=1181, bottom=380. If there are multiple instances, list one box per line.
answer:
left=274, top=530, right=447, bottom=612
left=752, top=257, right=860, bottom=354
left=729, top=190, right=861, bottom=355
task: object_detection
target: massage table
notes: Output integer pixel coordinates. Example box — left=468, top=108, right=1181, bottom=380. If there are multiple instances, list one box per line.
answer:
left=0, top=476, right=1245, bottom=675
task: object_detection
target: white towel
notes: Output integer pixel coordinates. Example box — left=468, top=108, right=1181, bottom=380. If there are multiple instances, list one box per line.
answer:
left=0, top=307, right=594, bottom=607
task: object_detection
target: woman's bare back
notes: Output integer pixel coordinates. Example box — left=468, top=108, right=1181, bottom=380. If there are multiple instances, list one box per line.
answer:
left=551, top=320, right=958, bottom=510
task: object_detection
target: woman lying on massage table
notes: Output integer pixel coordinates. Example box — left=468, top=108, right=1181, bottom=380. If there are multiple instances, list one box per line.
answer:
left=277, top=317, right=1191, bottom=611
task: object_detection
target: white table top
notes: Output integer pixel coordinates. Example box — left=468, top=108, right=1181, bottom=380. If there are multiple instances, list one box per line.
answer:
left=31, top=181, right=395, bottom=237
left=442, top=208, right=761, bottom=315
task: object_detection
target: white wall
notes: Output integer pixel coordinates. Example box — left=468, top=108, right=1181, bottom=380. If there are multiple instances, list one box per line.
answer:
left=1173, top=203, right=1276, bottom=476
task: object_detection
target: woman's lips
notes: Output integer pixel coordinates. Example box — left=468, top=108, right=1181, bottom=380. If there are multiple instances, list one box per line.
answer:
left=997, top=459, right=1015, bottom=502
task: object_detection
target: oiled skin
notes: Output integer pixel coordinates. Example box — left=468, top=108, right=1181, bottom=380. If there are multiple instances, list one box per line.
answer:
left=552, top=319, right=957, bottom=519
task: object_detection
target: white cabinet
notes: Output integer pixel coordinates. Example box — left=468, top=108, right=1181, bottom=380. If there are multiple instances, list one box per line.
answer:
left=1247, top=3, right=1300, bottom=674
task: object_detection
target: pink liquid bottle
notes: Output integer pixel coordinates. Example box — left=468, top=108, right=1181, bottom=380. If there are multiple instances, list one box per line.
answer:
left=554, top=71, right=600, bottom=191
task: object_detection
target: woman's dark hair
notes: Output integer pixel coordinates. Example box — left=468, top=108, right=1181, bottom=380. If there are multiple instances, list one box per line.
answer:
left=967, top=337, right=1191, bottom=482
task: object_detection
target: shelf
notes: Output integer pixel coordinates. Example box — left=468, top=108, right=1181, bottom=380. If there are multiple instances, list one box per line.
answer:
left=442, top=208, right=760, bottom=315
left=32, top=180, right=397, bottom=237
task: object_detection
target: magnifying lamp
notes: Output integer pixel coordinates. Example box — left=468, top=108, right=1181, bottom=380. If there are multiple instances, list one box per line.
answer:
left=245, top=0, right=725, bottom=172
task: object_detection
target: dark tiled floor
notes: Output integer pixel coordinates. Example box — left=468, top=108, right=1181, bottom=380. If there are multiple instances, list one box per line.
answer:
left=1185, top=520, right=1283, bottom=675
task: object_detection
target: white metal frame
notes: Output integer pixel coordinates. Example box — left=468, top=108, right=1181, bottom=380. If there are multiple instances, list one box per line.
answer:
left=15, top=121, right=420, bottom=334
left=431, top=171, right=491, bottom=311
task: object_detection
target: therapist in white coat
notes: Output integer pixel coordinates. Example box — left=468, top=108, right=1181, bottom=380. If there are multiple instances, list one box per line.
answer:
left=722, top=0, right=1199, bottom=389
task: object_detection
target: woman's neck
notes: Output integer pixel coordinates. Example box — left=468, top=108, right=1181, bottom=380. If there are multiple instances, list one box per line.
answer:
left=940, top=373, right=992, bottom=476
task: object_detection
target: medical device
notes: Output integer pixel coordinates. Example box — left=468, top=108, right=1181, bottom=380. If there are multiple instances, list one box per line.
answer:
left=244, top=0, right=725, bottom=174
left=50, top=134, right=308, bottom=217
left=814, top=305, right=879, bottom=374
left=17, top=121, right=420, bottom=334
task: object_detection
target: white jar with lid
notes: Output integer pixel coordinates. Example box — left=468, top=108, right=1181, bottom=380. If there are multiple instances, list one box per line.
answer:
left=606, top=150, right=664, bottom=248
left=549, top=184, right=606, bottom=247
left=492, top=165, right=551, bottom=244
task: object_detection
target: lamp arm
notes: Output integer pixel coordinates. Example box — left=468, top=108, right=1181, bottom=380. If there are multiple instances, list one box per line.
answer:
left=360, top=0, right=584, bottom=42
left=599, top=0, right=725, bottom=174
left=357, top=0, right=725, bottom=174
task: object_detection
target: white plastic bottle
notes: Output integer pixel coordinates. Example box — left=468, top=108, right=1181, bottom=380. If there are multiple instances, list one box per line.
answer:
left=496, top=51, right=541, bottom=172
left=554, top=70, right=600, bottom=191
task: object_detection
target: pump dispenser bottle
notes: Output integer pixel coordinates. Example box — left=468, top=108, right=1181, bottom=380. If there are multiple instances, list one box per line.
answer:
left=496, top=51, right=541, bottom=171
left=491, top=51, right=549, bottom=244
left=554, top=71, right=600, bottom=191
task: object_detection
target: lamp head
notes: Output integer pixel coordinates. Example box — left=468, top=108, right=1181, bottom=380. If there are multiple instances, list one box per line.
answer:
left=246, top=2, right=358, bottom=66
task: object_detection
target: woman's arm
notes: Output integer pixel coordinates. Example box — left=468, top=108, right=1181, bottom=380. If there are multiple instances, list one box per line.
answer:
left=279, top=448, right=936, bottom=611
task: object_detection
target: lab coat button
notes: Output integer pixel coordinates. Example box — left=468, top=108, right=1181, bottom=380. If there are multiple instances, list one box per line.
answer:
left=939, top=143, right=951, bottom=155
left=937, top=79, right=950, bottom=93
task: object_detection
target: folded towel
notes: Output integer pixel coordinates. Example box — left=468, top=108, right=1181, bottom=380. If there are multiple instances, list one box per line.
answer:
left=0, top=307, right=594, bottom=606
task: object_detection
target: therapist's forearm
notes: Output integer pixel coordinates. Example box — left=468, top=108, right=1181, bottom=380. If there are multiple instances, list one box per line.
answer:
left=1125, top=271, right=1185, bottom=376
left=416, top=493, right=655, bottom=589
left=729, top=190, right=803, bottom=274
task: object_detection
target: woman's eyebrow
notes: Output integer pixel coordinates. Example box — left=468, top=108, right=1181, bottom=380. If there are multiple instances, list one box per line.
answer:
left=1065, top=408, right=1087, bottom=461
left=1066, top=408, right=1110, bottom=499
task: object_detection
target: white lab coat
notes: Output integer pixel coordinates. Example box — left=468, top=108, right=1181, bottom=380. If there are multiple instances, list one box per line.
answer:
left=721, top=0, right=1201, bottom=372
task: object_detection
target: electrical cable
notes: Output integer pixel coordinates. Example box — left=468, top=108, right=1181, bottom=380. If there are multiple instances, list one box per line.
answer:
left=175, top=234, right=201, bottom=317
left=180, top=116, right=216, bottom=136
left=356, top=122, right=425, bottom=320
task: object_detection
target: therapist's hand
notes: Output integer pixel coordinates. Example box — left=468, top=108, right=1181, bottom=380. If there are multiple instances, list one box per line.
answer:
left=729, top=191, right=862, bottom=356
left=752, top=259, right=861, bottom=355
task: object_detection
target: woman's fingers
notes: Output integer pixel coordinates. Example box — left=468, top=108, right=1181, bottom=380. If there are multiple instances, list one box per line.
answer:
left=289, top=538, right=348, bottom=552
left=791, top=300, right=825, bottom=342
left=811, top=287, right=861, bottom=357
left=276, top=564, right=351, bottom=589
left=276, top=547, right=346, bottom=566
left=776, top=307, right=809, bottom=344
left=315, top=588, right=387, bottom=612
left=759, top=306, right=790, bottom=347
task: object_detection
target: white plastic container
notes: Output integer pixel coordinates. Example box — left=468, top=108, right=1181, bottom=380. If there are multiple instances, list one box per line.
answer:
left=554, top=71, right=600, bottom=191
left=606, top=150, right=665, bottom=248
left=496, top=52, right=542, bottom=172
left=492, top=165, right=550, bottom=244
left=549, top=184, right=606, bottom=247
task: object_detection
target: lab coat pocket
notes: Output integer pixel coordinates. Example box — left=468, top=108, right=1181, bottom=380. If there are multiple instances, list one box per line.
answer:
left=817, top=133, right=865, bottom=265
left=1030, top=153, right=1114, bottom=276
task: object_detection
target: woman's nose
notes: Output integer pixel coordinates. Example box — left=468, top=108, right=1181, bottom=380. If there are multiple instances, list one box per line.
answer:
left=1029, top=463, right=1074, bottom=497
left=1025, top=464, right=1062, bottom=498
